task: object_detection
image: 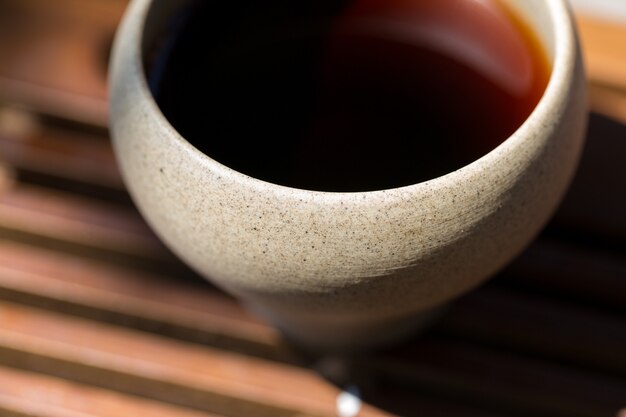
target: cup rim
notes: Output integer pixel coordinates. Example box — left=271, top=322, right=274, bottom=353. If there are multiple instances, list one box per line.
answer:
left=126, top=0, right=578, bottom=199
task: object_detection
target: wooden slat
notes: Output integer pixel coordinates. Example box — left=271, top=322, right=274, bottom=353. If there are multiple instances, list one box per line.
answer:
left=0, top=239, right=287, bottom=361
left=1, top=238, right=625, bottom=416
left=0, top=185, right=183, bottom=273
left=577, top=16, right=626, bottom=93
left=0, top=300, right=576, bottom=417
left=0, top=163, right=13, bottom=195
left=577, top=16, right=626, bottom=123
left=0, top=106, right=127, bottom=202
left=0, top=0, right=126, bottom=126
left=0, top=234, right=624, bottom=370
left=588, top=82, right=626, bottom=123
left=368, top=337, right=626, bottom=417
left=0, top=301, right=394, bottom=417
left=0, top=366, right=219, bottom=417
left=441, top=287, right=626, bottom=375
left=502, top=236, right=626, bottom=309
left=0, top=124, right=124, bottom=191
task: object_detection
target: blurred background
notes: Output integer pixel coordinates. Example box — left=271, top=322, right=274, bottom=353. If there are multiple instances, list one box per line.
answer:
left=571, top=0, right=626, bottom=22
left=0, top=1, right=624, bottom=417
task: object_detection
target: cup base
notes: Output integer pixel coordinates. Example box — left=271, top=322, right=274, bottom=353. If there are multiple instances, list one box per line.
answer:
left=246, top=303, right=447, bottom=354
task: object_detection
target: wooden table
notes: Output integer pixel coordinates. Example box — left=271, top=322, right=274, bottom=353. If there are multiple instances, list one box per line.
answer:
left=0, top=1, right=624, bottom=416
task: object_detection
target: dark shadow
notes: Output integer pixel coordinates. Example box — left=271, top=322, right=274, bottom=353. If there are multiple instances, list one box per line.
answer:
left=551, top=112, right=626, bottom=246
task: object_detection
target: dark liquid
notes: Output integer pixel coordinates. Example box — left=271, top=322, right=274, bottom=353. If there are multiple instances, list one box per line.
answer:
left=148, top=0, right=550, bottom=192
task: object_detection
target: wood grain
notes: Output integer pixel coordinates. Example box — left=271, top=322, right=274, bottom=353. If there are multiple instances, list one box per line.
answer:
left=0, top=301, right=395, bottom=417
left=0, top=185, right=185, bottom=273
left=0, top=366, right=219, bottom=417
left=0, top=239, right=286, bottom=361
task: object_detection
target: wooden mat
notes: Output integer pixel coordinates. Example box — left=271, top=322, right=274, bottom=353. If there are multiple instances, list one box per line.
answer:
left=0, top=1, right=624, bottom=416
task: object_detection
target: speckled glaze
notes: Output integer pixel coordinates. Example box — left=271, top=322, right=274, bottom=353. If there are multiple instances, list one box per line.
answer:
left=110, top=0, right=587, bottom=351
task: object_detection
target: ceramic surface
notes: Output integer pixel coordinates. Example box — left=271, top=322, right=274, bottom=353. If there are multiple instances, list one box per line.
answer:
left=110, top=0, right=587, bottom=351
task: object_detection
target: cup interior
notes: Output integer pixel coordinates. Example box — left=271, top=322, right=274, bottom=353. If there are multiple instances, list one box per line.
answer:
left=138, top=0, right=565, bottom=193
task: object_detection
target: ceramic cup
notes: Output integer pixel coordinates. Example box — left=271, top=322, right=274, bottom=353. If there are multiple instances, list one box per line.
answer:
left=110, top=0, right=587, bottom=352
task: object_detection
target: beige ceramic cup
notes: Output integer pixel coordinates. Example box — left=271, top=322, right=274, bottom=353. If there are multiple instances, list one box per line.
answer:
left=110, top=0, right=587, bottom=352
